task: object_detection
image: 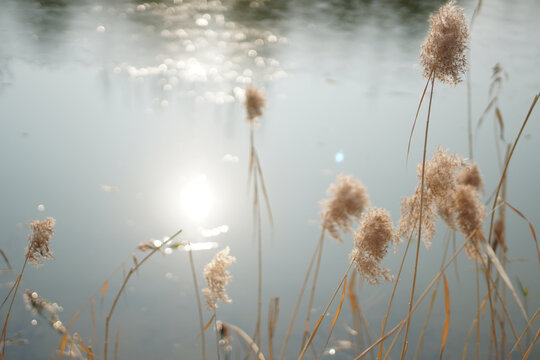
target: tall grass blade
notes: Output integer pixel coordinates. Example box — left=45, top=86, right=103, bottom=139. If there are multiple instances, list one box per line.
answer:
left=440, top=274, right=450, bottom=360
left=198, top=314, right=216, bottom=339
left=482, top=237, right=528, bottom=322
left=318, top=275, right=348, bottom=359
left=462, top=319, right=477, bottom=360
left=407, top=75, right=431, bottom=162
left=505, top=307, right=540, bottom=360
left=58, top=311, right=80, bottom=360
left=504, top=201, right=539, bottom=265
left=222, top=322, right=265, bottom=360
left=268, top=297, right=279, bottom=360
left=522, top=326, right=540, bottom=360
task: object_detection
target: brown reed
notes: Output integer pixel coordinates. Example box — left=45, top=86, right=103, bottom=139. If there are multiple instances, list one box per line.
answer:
left=349, top=208, right=399, bottom=285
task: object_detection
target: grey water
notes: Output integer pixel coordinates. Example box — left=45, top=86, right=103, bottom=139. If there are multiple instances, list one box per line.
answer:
left=0, top=0, right=539, bottom=358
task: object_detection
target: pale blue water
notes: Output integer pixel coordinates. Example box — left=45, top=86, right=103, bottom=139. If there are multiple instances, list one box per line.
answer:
left=0, top=0, right=539, bottom=359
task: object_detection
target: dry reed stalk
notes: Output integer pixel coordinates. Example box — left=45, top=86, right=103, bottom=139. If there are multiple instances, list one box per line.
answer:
left=413, top=230, right=451, bottom=360
left=462, top=319, right=478, bottom=360
left=480, top=93, right=539, bottom=359
left=113, top=328, right=119, bottom=360
left=103, top=229, right=181, bottom=360
left=298, top=263, right=353, bottom=360
left=2, top=217, right=56, bottom=356
left=300, top=231, right=324, bottom=352
left=400, top=74, right=435, bottom=360
left=505, top=307, right=540, bottom=360
left=278, top=230, right=323, bottom=360
left=188, top=245, right=206, bottom=360
left=245, top=86, right=272, bottom=352
left=221, top=322, right=265, bottom=360
left=376, top=223, right=416, bottom=360
left=401, top=2, right=470, bottom=354
left=267, top=297, right=279, bottom=360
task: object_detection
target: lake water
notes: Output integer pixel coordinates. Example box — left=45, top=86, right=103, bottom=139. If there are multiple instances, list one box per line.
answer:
left=0, top=0, right=539, bottom=359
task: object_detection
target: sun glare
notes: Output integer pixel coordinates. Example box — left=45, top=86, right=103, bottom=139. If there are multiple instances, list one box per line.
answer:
left=180, top=174, right=214, bottom=222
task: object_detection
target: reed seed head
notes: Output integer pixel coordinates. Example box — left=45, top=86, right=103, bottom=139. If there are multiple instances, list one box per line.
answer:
left=420, top=0, right=469, bottom=85
left=26, top=217, right=55, bottom=266
left=458, top=162, right=484, bottom=191
left=423, top=146, right=466, bottom=229
left=349, top=208, right=399, bottom=285
left=202, top=246, right=236, bottom=311
left=320, top=174, right=370, bottom=242
left=454, top=184, right=486, bottom=261
left=399, top=185, right=437, bottom=248
left=245, top=85, right=266, bottom=124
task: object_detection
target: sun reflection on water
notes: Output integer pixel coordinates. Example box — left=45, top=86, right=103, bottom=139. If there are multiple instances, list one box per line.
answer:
left=180, top=174, right=214, bottom=222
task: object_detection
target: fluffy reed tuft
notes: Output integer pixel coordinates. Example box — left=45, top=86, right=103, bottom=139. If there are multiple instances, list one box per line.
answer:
left=349, top=208, right=399, bottom=285
left=400, top=147, right=471, bottom=245
left=454, top=184, right=486, bottom=261
left=245, top=86, right=266, bottom=124
left=319, top=174, right=370, bottom=242
left=399, top=185, right=437, bottom=248
left=202, top=247, right=236, bottom=311
left=25, top=217, right=55, bottom=266
left=420, top=0, right=469, bottom=85
left=458, top=162, right=484, bottom=191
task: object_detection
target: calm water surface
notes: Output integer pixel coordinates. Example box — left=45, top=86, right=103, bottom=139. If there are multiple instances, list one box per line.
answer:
left=0, top=0, right=539, bottom=358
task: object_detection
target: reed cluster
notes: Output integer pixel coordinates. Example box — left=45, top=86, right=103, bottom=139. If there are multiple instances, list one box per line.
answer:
left=1, top=1, right=538, bottom=360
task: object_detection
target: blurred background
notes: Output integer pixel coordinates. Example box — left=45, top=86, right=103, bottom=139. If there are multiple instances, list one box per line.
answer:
left=0, top=0, right=539, bottom=358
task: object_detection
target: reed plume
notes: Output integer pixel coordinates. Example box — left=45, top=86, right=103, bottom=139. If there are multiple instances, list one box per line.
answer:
left=202, top=247, right=236, bottom=311
left=245, top=86, right=266, bottom=125
left=420, top=0, right=469, bottom=85
left=25, top=217, right=55, bottom=266
left=454, top=184, right=486, bottom=262
left=350, top=208, right=399, bottom=285
left=458, top=162, right=484, bottom=191
left=320, top=174, right=370, bottom=243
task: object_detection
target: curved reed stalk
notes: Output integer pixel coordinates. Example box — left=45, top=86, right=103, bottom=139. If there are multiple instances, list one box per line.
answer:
left=413, top=230, right=451, bottom=360
left=1, top=259, right=28, bottom=355
left=103, top=229, right=181, bottom=360
left=400, top=74, right=435, bottom=360
left=300, top=229, right=325, bottom=352
left=376, top=225, right=416, bottom=360
left=298, top=263, right=353, bottom=360
left=278, top=229, right=324, bottom=360
left=188, top=245, right=206, bottom=360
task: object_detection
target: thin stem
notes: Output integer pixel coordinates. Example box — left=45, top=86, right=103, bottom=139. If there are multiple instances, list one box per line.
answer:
left=103, top=229, right=181, bottom=360
left=414, top=230, right=451, bottom=360
left=298, top=263, right=353, bottom=360
left=400, top=74, right=435, bottom=360
left=377, top=226, right=416, bottom=360
left=475, top=261, right=480, bottom=360
left=215, top=310, right=221, bottom=360
left=300, top=227, right=325, bottom=352
left=189, top=244, right=206, bottom=360
left=279, top=229, right=324, bottom=360
left=1, top=257, right=28, bottom=355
